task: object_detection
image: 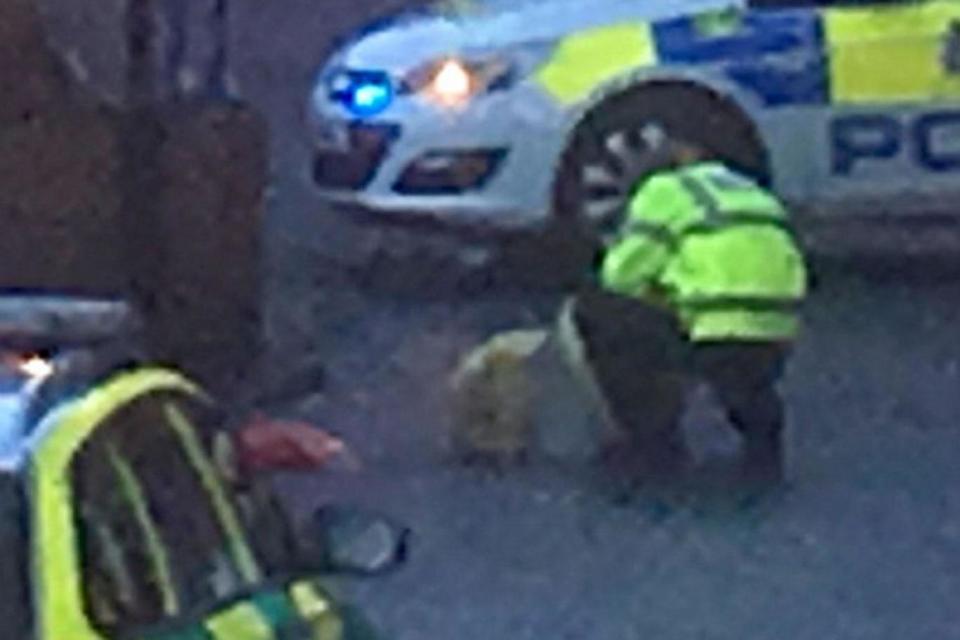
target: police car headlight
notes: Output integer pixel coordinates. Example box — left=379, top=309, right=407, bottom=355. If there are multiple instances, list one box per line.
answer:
left=403, top=45, right=552, bottom=108
left=429, top=59, right=477, bottom=106
left=403, top=57, right=512, bottom=107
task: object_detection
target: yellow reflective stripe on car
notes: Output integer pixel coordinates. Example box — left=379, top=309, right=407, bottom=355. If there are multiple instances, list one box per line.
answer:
left=165, top=402, right=263, bottom=585
left=824, top=1, right=960, bottom=103
left=290, top=581, right=344, bottom=640
left=205, top=602, right=275, bottom=640
left=32, top=369, right=201, bottom=640
left=106, top=444, right=180, bottom=617
left=536, top=22, right=657, bottom=104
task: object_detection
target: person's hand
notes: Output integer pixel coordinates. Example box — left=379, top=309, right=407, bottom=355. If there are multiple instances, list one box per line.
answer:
left=642, top=287, right=673, bottom=310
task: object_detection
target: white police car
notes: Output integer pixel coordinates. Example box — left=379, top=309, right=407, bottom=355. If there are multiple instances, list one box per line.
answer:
left=307, top=0, right=960, bottom=235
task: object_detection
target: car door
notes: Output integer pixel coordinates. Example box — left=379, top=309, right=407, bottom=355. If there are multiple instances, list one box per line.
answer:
left=816, top=0, right=960, bottom=211
left=651, top=2, right=835, bottom=204
left=47, top=375, right=343, bottom=640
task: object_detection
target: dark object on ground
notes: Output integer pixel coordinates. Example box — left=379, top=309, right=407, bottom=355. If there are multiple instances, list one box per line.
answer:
left=309, top=504, right=411, bottom=576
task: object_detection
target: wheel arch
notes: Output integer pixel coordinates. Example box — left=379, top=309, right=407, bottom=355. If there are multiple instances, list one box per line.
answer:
left=551, top=71, right=773, bottom=188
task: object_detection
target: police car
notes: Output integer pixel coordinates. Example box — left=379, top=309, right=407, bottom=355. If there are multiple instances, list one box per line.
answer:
left=308, top=0, right=960, bottom=236
left=0, top=294, right=404, bottom=640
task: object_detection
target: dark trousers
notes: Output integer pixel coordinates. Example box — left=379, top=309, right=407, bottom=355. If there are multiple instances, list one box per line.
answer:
left=573, top=291, right=789, bottom=478
left=691, top=342, right=788, bottom=472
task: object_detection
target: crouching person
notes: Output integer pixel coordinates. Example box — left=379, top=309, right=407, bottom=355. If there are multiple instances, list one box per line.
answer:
left=584, top=133, right=809, bottom=495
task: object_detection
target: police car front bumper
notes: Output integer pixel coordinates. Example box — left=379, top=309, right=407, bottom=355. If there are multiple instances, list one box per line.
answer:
left=307, top=81, right=567, bottom=231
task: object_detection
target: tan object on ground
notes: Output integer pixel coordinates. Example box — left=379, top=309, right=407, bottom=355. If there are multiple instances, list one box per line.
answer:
left=448, top=328, right=548, bottom=465
left=448, top=299, right=621, bottom=467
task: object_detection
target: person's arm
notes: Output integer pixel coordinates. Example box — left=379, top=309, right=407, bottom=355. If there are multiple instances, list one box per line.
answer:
left=599, top=175, right=683, bottom=299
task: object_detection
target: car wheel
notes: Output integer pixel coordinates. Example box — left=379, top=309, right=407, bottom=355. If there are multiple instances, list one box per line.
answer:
left=552, top=85, right=768, bottom=240
left=555, top=117, right=669, bottom=239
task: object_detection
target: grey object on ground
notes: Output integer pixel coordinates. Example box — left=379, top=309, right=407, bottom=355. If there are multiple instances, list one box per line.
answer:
left=529, top=298, right=616, bottom=465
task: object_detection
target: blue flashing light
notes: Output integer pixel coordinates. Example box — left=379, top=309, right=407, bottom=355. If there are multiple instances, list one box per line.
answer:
left=328, top=70, right=395, bottom=117
left=350, top=82, right=392, bottom=116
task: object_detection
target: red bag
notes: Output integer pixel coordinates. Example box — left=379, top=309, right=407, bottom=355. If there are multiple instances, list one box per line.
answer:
left=234, top=412, right=357, bottom=473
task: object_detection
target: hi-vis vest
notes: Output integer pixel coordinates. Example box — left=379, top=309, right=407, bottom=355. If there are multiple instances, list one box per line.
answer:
left=601, top=161, right=808, bottom=341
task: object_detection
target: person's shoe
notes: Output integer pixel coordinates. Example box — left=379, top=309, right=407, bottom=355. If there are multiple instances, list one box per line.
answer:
left=614, top=440, right=692, bottom=509
left=733, top=438, right=787, bottom=510
left=633, top=434, right=693, bottom=483
left=739, top=456, right=784, bottom=488
left=740, top=433, right=784, bottom=483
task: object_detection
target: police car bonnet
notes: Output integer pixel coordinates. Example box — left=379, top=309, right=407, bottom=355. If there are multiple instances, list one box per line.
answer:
left=340, top=0, right=744, bottom=72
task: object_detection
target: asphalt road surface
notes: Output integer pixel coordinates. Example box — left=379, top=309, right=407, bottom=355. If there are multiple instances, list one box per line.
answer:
left=264, top=247, right=960, bottom=640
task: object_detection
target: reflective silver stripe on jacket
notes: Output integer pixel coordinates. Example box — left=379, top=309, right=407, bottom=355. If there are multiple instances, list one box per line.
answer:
left=618, top=171, right=796, bottom=248
left=619, top=218, right=677, bottom=247
left=676, top=172, right=797, bottom=239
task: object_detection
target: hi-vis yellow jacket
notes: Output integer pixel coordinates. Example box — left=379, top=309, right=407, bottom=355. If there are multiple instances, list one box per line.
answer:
left=2, top=368, right=357, bottom=640
left=601, top=162, right=808, bottom=342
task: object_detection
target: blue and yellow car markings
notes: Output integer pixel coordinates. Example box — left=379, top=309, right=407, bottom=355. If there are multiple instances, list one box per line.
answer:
left=535, top=21, right=657, bottom=105
left=823, top=0, right=960, bottom=103
left=535, top=6, right=833, bottom=108
left=536, top=1, right=960, bottom=111
left=653, top=8, right=830, bottom=106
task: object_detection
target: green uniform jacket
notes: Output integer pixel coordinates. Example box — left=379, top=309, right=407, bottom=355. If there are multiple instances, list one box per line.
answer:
left=600, top=162, right=808, bottom=342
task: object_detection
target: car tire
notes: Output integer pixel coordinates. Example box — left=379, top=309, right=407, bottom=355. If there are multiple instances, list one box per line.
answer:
left=552, top=84, right=768, bottom=240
